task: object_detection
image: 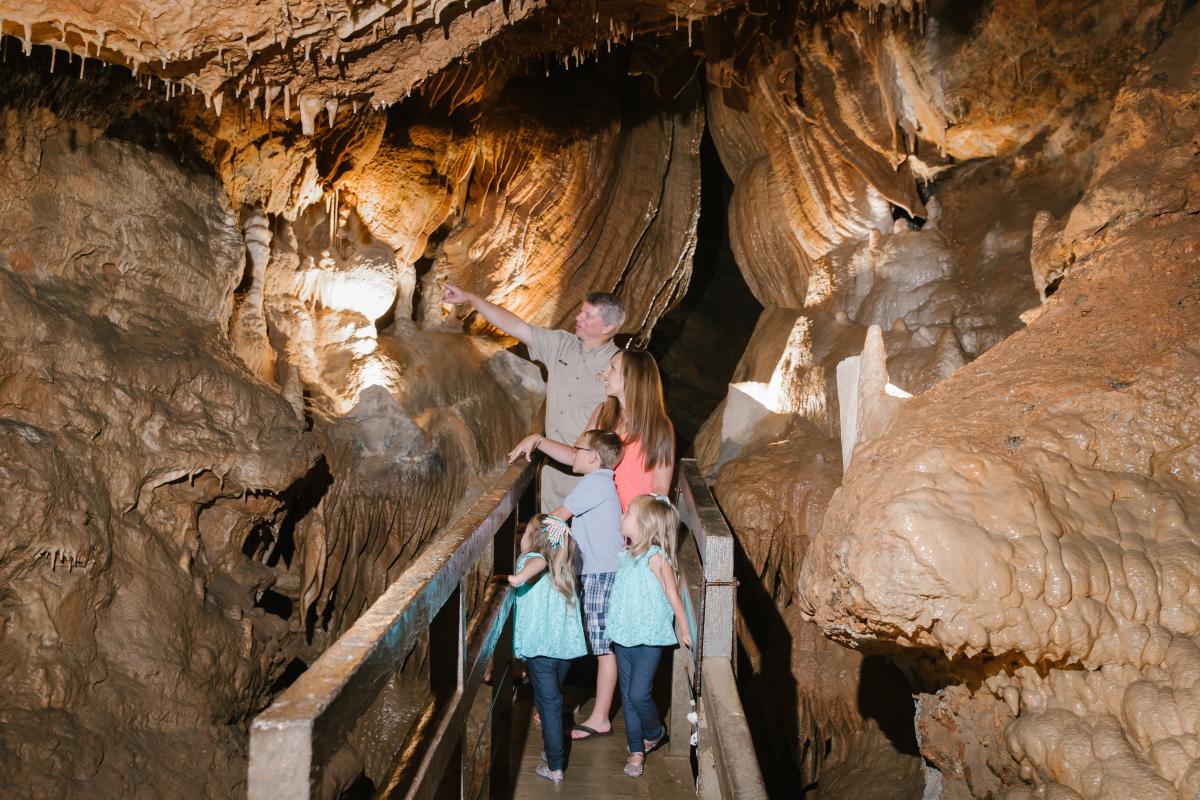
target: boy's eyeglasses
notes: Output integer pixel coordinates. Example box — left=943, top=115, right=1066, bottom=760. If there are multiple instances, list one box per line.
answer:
left=573, top=446, right=594, bottom=453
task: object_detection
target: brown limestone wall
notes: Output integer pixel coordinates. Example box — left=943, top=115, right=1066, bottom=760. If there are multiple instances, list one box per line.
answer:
left=437, top=59, right=704, bottom=340
left=0, top=23, right=708, bottom=795
left=0, top=99, right=318, bottom=797
left=0, top=66, right=530, bottom=799
left=799, top=5, right=1200, bottom=797
left=694, top=1, right=1187, bottom=796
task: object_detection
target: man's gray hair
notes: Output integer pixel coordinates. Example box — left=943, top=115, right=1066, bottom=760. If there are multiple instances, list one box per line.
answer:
left=587, top=291, right=626, bottom=330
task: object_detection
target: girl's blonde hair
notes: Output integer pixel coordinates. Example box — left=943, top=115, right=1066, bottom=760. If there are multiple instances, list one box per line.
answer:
left=522, top=514, right=577, bottom=603
left=625, top=495, right=679, bottom=568
left=597, top=349, right=674, bottom=472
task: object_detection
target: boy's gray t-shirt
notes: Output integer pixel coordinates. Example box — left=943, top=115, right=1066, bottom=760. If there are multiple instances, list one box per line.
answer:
left=563, top=469, right=623, bottom=575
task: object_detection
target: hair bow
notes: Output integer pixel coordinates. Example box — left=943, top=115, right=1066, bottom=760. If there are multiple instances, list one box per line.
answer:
left=542, top=515, right=570, bottom=548
left=651, top=493, right=673, bottom=507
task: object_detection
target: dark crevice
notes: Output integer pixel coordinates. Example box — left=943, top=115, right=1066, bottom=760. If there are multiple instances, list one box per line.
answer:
left=892, top=204, right=927, bottom=229
left=650, top=119, right=760, bottom=452
left=272, top=457, right=335, bottom=570
left=268, top=657, right=309, bottom=695
left=255, top=589, right=294, bottom=620
left=857, top=656, right=921, bottom=757
left=338, top=774, right=376, bottom=800
left=411, top=219, right=457, bottom=322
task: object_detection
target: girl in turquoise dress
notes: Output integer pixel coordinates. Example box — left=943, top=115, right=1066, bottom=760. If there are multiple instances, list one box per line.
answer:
left=508, top=513, right=587, bottom=783
left=605, top=495, right=692, bottom=778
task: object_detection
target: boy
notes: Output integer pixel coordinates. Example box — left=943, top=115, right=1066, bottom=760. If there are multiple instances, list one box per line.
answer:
left=547, top=429, right=624, bottom=740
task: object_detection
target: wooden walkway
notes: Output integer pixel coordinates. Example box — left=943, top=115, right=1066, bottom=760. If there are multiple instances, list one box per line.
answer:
left=505, top=664, right=695, bottom=799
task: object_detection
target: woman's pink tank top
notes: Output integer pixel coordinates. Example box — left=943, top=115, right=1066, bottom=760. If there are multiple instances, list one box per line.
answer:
left=613, top=437, right=655, bottom=512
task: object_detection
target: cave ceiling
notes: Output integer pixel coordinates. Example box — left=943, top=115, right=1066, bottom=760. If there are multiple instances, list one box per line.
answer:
left=0, top=0, right=848, bottom=122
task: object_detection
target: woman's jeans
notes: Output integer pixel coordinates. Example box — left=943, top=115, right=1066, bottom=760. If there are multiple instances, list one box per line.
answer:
left=526, top=656, right=572, bottom=770
left=613, top=643, right=665, bottom=754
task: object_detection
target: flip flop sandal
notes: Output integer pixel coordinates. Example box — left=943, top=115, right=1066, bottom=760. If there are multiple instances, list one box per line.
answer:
left=571, top=724, right=614, bottom=741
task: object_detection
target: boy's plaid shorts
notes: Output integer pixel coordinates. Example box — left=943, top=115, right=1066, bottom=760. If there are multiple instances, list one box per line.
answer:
left=581, top=571, right=617, bottom=655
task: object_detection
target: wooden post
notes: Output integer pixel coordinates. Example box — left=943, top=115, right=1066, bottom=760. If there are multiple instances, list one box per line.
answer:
left=430, top=582, right=464, bottom=798
left=489, top=506, right=518, bottom=797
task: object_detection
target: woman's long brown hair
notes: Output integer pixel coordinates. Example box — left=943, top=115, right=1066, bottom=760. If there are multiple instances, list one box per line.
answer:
left=597, top=349, right=674, bottom=472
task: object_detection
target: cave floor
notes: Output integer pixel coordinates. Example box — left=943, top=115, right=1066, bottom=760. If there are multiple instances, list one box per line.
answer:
left=505, top=666, right=694, bottom=798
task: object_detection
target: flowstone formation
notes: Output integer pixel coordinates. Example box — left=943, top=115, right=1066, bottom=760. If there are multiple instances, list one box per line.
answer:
left=689, top=0, right=1195, bottom=796
left=0, top=13, right=705, bottom=797
left=795, top=5, right=1200, bottom=800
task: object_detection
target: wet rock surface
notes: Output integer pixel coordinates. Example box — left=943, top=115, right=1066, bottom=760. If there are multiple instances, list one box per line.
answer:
left=799, top=5, right=1200, bottom=797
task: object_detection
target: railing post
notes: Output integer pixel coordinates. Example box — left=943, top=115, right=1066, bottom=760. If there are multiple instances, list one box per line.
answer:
left=671, top=525, right=703, bottom=760
left=680, top=461, right=735, bottom=661
left=430, top=581, right=465, bottom=798
left=488, top=505, right=518, bottom=797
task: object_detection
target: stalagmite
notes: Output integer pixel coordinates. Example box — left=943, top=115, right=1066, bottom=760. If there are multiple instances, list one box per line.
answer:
left=231, top=207, right=275, bottom=379
left=282, top=365, right=305, bottom=421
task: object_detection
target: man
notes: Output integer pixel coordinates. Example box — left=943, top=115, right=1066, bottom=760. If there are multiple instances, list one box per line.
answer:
left=441, top=282, right=625, bottom=511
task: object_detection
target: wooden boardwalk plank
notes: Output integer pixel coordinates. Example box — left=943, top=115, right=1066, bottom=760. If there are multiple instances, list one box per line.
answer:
left=504, top=666, right=694, bottom=799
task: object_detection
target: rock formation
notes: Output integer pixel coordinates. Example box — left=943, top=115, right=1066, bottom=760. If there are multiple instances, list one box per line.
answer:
left=692, top=0, right=1197, bottom=796
left=0, top=0, right=1197, bottom=797
left=0, top=16, right=702, bottom=796
left=794, top=4, right=1200, bottom=799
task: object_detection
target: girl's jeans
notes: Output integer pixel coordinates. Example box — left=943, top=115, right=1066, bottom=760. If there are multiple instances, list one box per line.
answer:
left=526, top=656, right=572, bottom=770
left=613, top=643, right=665, bottom=754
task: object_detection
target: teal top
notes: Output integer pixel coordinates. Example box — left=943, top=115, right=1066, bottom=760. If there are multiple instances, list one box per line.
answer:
left=605, top=546, right=678, bottom=647
left=512, top=552, right=587, bottom=660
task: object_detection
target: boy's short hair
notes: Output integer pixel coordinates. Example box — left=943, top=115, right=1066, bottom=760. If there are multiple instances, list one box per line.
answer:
left=584, top=429, right=624, bottom=470
left=587, top=291, right=626, bottom=330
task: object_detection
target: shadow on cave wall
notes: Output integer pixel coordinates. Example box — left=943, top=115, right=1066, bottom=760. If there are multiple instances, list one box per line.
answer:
left=731, top=533, right=807, bottom=795
left=858, top=656, right=921, bottom=758
left=731, top=530, right=922, bottom=797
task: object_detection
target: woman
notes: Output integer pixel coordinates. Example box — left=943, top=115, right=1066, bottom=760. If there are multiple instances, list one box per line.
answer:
left=509, top=348, right=675, bottom=512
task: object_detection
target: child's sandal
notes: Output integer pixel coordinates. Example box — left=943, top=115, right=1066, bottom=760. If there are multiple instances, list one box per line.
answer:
left=535, top=764, right=564, bottom=784
left=623, top=753, right=645, bottom=778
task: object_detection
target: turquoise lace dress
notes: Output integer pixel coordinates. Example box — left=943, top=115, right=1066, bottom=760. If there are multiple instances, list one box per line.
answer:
left=605, top=545, right=678, bottom=647
left=512, top=552, right=587, bottom=660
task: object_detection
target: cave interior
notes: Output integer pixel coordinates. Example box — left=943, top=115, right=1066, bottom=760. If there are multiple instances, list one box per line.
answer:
left=1, top=0, right=1199, bottom=798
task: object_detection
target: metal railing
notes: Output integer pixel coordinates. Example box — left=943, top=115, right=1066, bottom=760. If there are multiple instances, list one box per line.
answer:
left=247, top=460, right=534, bottom=800
left=673, top=458, right=768, bottom=800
